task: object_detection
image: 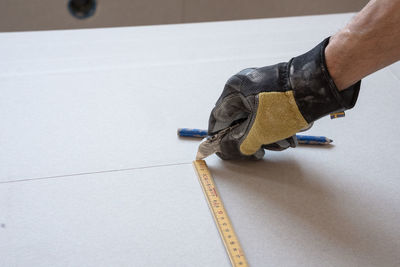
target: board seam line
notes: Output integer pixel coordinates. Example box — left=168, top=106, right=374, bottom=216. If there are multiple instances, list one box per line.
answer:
left=0, top=162, right=192, bottom=184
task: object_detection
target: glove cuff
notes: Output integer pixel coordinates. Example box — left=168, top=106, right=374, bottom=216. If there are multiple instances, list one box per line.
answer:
left=289, top=37, right=360, bottom=123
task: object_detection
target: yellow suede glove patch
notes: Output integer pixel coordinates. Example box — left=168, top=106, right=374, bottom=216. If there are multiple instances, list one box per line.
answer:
left=240, top=91, right=308, bottom=155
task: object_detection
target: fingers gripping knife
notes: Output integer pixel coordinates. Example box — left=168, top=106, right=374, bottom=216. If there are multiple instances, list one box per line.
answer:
left=195, top=123, right=300, bottom=160
left=196, top=125, right=238, bottom=160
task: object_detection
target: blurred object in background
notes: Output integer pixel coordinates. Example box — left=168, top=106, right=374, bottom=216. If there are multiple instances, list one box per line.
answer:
left=0, top=0, right=369, bottom=32
left=68, top=0, right=97, bottom=19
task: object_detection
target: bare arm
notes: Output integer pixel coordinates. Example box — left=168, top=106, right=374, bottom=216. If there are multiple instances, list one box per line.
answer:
left=325, top=0, right=400, bottom=90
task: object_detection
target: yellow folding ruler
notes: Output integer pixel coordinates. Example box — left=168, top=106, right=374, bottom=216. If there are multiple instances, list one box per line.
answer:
left=193, top=160, right=249, bottom=267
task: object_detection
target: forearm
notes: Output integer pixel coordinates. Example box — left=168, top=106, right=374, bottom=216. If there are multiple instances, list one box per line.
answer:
left=325, top=0, right=400, bottom=90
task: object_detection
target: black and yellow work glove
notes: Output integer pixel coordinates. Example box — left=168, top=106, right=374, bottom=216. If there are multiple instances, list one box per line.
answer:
left=208, top=38, right=360, bottom=160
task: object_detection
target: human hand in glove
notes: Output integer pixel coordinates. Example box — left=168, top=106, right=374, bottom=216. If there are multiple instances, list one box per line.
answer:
left=208, top=38, right=360, bottom=160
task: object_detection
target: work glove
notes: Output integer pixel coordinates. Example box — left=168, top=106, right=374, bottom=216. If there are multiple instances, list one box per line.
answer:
left=208, top=38, right=360, bottom=160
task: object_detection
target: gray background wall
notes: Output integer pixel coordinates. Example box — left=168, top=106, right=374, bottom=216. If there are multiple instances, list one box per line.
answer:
left=0, top=0, right=369, bottom=32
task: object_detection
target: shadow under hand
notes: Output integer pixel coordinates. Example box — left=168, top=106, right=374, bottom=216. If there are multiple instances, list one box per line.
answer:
left=209, top=157, right=397, bottom=265
left=297, top=144, right=335, bottom=150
